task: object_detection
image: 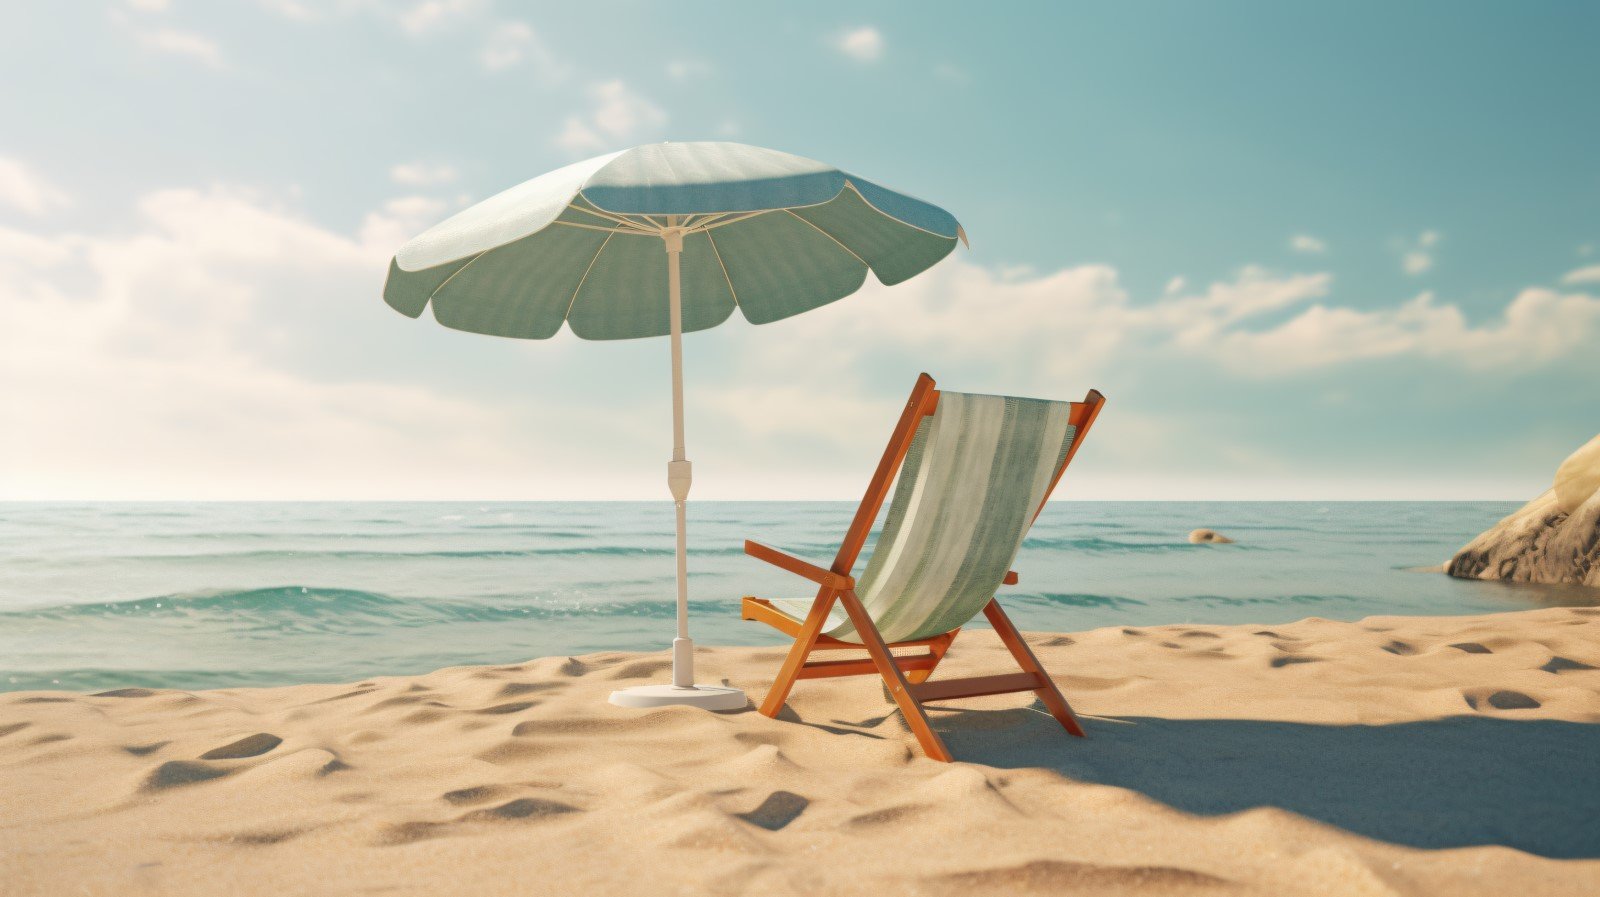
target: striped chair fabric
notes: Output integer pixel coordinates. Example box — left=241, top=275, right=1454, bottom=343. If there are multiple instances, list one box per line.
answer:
left=778, top=390, right=1077, bottom=644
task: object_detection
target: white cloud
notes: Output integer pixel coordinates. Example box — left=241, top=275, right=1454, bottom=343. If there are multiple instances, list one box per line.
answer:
left=1289, top=234, right=1327, bottom=254
left=0, top=186, right=663, bottom=500
left=0, top=157, right=70, bottom=216
left=1562, top=264, right=1600, bottom=285
left=554, top=80, right=667, bottom=155
left=933, top=63, right=969, bottom=85
left=724, top=256, right=1599, bottom=388
left=1214, top=288, right=1600, bottom=373
left=130, top=26, right=225, bottom=67
left=126, top=0, right=171, bottom=12
left=554, top=119, right=605, bottom=156
left=357, top=195, right=449, bottom=250
left=479, top=20, right=566, bottom=80
left=1398, top=229, right=1440, bottom=275
left=397, top=0, right=480, bottom=34
left=835, top=26, right=884, bottom=62
left=389, top=161, right=458, bottom=187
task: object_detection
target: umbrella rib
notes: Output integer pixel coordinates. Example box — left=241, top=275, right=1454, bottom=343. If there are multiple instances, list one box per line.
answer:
left=784, top=209, right=868, bottom=267
left=703, top=228, right=740, bottom=311
left=842, top=180, right=960, bottom=242
left=564, top=231, right=615, bottom=322
left=569, top=203, right=657, bottom=233
left=700, top=209, right=776, bottom=231
left=425, top=249, right=493, bottom=305
left=551, top=220, right=657, bottom=236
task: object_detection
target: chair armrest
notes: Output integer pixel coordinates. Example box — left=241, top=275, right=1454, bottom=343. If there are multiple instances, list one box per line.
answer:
left=1003, top=570, right=1019, bottom=585
left=744, top=540, right=854, bottom=590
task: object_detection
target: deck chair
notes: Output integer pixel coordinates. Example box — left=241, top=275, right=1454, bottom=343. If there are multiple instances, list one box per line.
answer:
left=741, top=373, right=1106, bottom=762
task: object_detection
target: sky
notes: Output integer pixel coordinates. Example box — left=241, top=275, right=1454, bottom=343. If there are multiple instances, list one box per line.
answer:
left=1, top=1, right=1597, bottom=501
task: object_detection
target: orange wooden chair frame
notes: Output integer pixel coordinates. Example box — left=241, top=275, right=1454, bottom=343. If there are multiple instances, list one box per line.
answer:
left=741, top=373, right=1106, bottom=761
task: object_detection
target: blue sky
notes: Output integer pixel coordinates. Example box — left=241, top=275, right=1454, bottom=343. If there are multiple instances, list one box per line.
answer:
left=2, top=1, right=1597, bottom=500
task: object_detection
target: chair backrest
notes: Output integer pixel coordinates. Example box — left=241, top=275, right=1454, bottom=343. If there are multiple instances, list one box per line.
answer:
left=826, top=384, right=1094, bottom=644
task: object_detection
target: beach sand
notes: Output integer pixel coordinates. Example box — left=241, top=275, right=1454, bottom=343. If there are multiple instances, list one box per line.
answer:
left=3, top=606, right=1599, bottom=896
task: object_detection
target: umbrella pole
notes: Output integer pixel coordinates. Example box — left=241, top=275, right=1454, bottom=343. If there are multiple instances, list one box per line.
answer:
left=664, top=223, right=694, bottom=688
left=606, top=222, right=744, bottom=711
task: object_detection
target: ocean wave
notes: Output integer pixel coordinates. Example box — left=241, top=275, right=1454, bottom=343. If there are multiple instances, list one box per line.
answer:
left=94, top=545, right=769, bottom=563
left=0, top=586, right=740, bottom=626
left=1022, top=536, right=1211, bottom=553
left=1016, top=592, right=1149, bottom=608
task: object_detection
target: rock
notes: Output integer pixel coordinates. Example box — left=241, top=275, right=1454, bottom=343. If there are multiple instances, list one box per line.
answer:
left=1554, top=433, right=1600, bottom=514
left=1447, top=485, right=1600, bottom=588
left=1188, top=529, right=1234, bottom=544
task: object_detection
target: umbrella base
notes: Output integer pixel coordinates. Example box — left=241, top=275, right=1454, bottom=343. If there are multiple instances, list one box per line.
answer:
left=608, top=683, right=747, bottom=711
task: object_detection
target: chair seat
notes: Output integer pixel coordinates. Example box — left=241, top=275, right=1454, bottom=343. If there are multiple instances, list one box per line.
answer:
left=768, top=598, right=853, bottom=640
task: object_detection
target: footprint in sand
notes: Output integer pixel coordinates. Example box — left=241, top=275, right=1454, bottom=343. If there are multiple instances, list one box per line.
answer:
left=200, top=733, right=283, bottom=760
left=463, top=797, right=578, bottom=821
left=441, top=785, right=505, bottom=805
left=93, top=688, right=158, bottom=698
left=218, top=829, right=302, bottom=846
left=123, top=741, right=169, bottom=756
left=734, top=791, right=809, bottom=831
left=476, top=701, right=537, bottom=715
left=145, top=760, right=232, bottom=790
left=845, top=803, right=924, bottom=829
left=1449, top=642, right=1492, bottom=654
left=1540, top=656, right=1598, bottom=674
left=1381, top=640, right=1417, bottom=656
left=0, top=722, right=32, bottom=738
left=1463, top=689, right=1542, bottom=711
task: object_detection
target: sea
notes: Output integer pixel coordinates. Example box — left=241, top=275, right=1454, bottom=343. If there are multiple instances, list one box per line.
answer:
left=3, top=501, right=1593, bottom=694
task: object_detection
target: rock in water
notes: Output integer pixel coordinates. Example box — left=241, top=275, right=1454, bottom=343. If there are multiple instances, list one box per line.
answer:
left=1189, top=529, right=1234, bottom=544
left=1554, top=433, right=1600, bottom=515
left=1448, top=453, right=1600, bottom=588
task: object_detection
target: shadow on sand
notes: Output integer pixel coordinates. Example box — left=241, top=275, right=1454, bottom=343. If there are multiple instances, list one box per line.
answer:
left=930, top=707, right=1600, bottom=859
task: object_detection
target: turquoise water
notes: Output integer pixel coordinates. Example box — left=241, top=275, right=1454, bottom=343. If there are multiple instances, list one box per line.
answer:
left=2, top=501, right=1592, bottom=693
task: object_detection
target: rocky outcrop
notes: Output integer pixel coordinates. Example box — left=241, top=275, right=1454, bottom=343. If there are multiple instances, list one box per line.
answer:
left=1554, top=434, right=1600, bottom=514
left=1447, top=434, right=1600, bottom=587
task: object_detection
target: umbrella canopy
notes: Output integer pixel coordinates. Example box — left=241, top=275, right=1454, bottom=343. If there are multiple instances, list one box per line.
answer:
left=383, top=141, right=965, bottom=338
left=383, top=141, right=964, bottom=710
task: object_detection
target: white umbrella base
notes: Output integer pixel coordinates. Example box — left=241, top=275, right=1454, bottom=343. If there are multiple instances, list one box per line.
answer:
left=608, top=683, right=747, bottom=711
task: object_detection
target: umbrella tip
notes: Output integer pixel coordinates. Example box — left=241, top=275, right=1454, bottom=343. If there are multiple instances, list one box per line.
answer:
left=956, top=225, right=970, bottom=249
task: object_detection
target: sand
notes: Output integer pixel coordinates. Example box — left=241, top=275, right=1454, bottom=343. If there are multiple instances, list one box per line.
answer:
left=3, top=606, right=1600, bottom=896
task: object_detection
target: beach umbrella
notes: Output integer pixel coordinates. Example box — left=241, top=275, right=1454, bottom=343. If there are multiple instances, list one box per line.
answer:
left=383, top=141, right=965, bottom=710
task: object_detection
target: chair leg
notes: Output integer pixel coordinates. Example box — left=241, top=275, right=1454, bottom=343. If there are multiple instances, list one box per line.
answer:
left=982, top=599, right=1085, bottom=737
left=836, top=589, right=954, bottom=762
left=758, top=585, right=839, bottom=718
left=904, top=630, right=957, bottom=685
